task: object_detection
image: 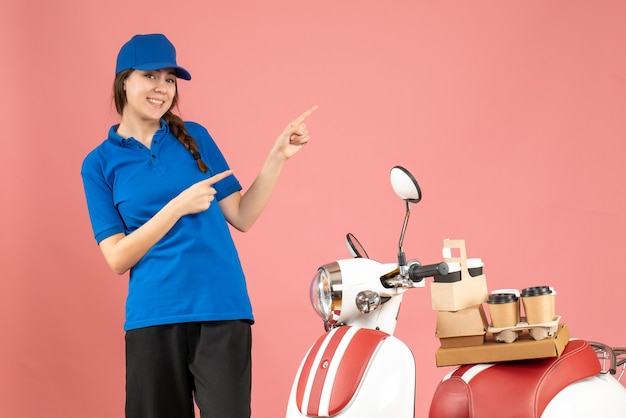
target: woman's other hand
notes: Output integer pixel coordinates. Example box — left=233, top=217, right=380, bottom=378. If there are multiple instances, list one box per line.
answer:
left=273, top=105, right=318, bottom=160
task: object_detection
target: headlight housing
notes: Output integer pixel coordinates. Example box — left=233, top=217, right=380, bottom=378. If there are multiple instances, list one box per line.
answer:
left=309, top=262, right=342, bottom=325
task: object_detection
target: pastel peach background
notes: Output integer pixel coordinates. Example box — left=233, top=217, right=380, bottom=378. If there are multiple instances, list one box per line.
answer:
left=1, top=1, right=625, bottom=417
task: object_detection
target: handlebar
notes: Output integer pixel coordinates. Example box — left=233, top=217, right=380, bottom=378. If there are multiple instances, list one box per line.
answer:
left=380, top=261, right=448, bottom=288
left=590, top=341, right=626, bottom=380
left=408, top=262, right=449, bottom=282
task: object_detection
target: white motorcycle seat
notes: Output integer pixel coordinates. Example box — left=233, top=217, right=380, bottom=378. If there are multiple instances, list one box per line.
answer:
left=429, top=339, right=600, bottom=418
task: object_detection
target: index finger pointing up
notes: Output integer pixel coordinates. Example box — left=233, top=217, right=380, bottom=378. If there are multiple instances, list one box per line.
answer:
left=293, top=105, right=319, bottom=125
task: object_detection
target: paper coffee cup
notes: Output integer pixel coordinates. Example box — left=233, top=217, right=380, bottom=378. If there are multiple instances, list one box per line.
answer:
left=487, top=293, right=519, bottom=328
left=468, top=258, right=483, bottom=277
left=521, top=286, right=555, bottom=325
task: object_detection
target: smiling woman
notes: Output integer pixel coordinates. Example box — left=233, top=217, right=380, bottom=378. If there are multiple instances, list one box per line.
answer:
left=116, top=70, right=177, bottom=141
left=80, top=33, right=317, bottom=418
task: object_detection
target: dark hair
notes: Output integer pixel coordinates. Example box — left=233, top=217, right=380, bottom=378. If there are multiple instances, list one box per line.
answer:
left=113, top=69, right=208, bottom=173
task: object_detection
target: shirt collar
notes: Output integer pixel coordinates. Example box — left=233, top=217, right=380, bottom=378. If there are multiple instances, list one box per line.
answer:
left=108, top=119, right=170, bottom=146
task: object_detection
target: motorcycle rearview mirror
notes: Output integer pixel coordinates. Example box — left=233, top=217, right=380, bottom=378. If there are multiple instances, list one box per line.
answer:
left=345, top=233, right=369, bottom=258
left=390, top=166, right=422, bottom=275
left=390, top=166, right=422, bottom=203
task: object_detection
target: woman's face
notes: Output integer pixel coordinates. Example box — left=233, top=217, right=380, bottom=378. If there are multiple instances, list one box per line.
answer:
left=122, top=69, right=177, bottom=123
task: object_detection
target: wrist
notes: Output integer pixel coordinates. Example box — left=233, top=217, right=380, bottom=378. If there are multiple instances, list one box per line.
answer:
left=269, top=146, right=289, bottom=164
left=165, top=194, right=188, bottom=219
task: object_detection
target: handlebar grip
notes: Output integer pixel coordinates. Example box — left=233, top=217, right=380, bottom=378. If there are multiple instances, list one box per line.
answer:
left=408, top=262, right=448, bottom=282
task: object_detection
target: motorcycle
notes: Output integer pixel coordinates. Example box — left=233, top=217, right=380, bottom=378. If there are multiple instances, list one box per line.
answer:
left=285, top=166, right=626, bottom=417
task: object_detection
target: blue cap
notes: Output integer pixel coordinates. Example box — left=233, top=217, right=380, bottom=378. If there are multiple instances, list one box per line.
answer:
left=115, top=34, right=191, bottom=80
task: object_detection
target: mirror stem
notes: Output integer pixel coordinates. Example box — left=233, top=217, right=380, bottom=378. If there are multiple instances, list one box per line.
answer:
left=398, top=201, right=411, bottom=274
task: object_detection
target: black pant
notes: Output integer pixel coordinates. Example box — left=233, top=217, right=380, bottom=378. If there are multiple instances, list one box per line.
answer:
left=125, top=321, right=252, bottom=418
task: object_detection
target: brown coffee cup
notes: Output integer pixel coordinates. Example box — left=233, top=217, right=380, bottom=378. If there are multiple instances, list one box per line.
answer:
left=521, top=286, right=555, bottom=325
left=487, top=293, right=519, bottom=328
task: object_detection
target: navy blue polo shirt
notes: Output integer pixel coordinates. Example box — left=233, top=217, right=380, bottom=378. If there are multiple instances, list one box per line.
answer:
left=81, top=120, right=253, bottom=330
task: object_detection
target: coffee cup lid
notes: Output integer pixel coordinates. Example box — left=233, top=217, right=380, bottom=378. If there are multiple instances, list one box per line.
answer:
left=488, top=293, right=519, bottom=304
left=521, top=286, right=552, bottom=297
left=445, top=261, right=461, bottom=272
left=492, top=288, right=520, bottom=297
left=467, top=258, right=483, bottom=268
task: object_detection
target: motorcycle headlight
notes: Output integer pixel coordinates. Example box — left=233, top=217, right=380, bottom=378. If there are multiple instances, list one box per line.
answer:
left=309, top=262, right=342, bottom=324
